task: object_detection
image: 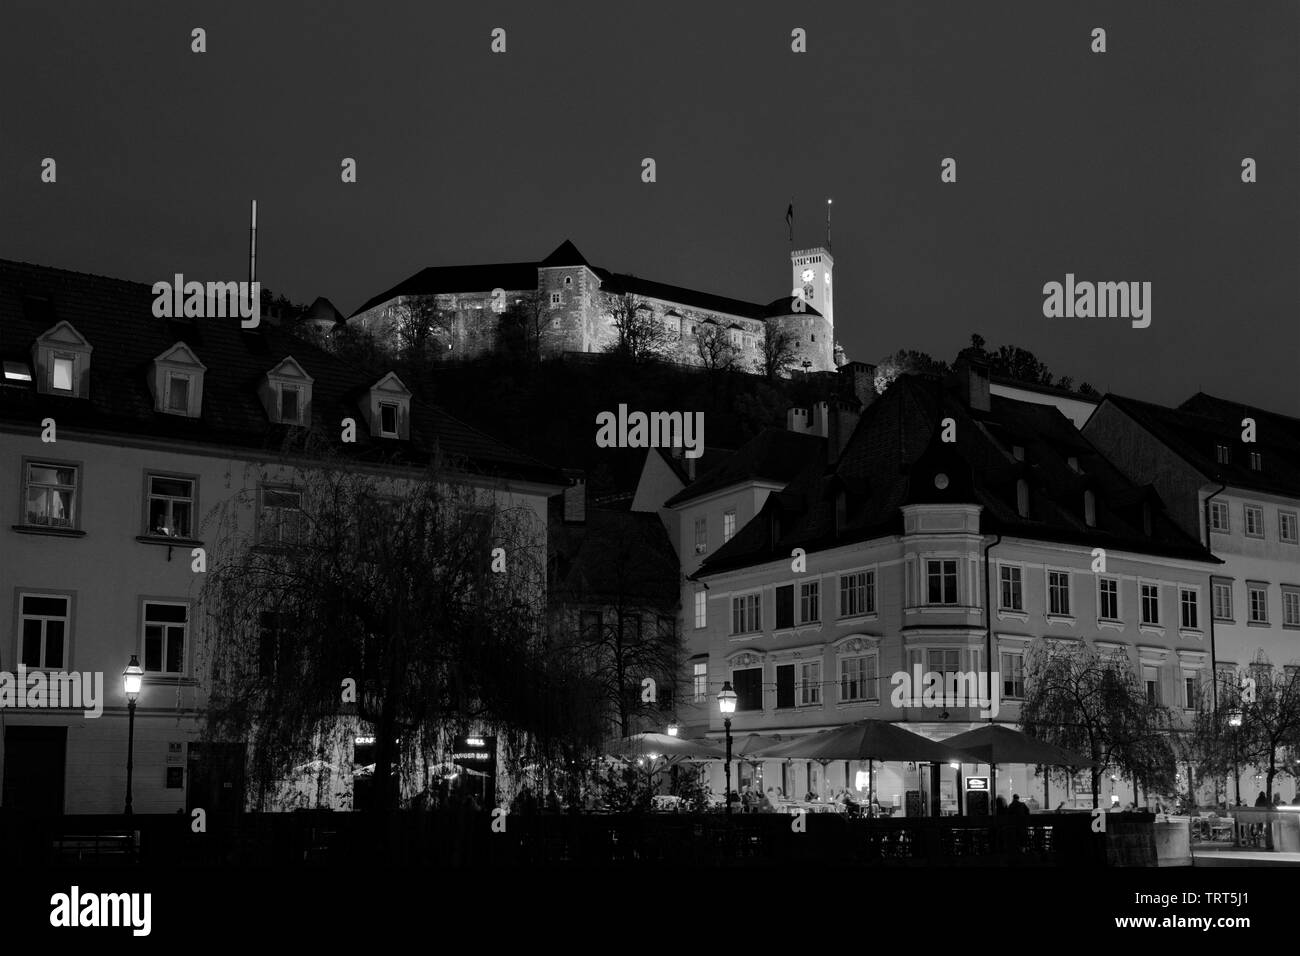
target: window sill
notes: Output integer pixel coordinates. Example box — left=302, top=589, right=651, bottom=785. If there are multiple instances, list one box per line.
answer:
left=997, top=609, right=1028, bottom=622
left=1046, top=615, right=1076, bottom=627
left=836, top=700, right=880, bottom=709
left=1247, top=621, right=1271, bottom=628
left=1178, top=629, right=1203, bottom=640
left=773, top=628, right=795, bottom=639
left=142, top=675, right=198, bottom=686
left=1213, top=616, right=1234, bottom=625
left=12, top=524, right=86, bottom=537
left=729, top=633, right=763, bottom=641
left=796, top=701, right=823, bottom=710
left=794, top=623, right=821, bottom=635
left=136, top=534, right=204, bottom=548
left=1138, top=624, right=1165, bottom=636
left=1283, top=623, right=1300, bottom=630
left=1098, top=619, right=1125, bottom=631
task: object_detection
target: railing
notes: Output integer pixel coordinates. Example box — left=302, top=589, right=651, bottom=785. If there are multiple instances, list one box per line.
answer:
left=1, top=809, right=1112, bottom=867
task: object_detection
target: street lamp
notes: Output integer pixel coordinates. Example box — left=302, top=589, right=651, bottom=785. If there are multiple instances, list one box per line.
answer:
left=122, top=655, right=143, bottom=815
left=667, top=722, right=679, bottom=737
left=717, top=682, right=737, bottom=816
left=1228, top=709, right=1243, bottom=807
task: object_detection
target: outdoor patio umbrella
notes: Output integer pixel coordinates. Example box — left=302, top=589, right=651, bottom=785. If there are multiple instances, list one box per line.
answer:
left=938, top=725, right=1094, bottom=768
left=606, top=732, right=725, bottom=761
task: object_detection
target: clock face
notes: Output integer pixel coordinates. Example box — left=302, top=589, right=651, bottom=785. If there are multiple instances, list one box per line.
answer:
left=801, top=268, right=815, bottom=283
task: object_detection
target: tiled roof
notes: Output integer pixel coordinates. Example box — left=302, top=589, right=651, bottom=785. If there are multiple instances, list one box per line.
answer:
left=1103, top=393, right=1300, bottom=499
left=0, top=259, right=564, bottom=485
left=349, top=261, right=540, bottom=318
left=596, top=270, right=767, bottom=320
left=653, top=445, right=736, bottom=487
left=696, top=375, right=1215, bottom=576
left=548, top=501, right=679, bottom=606
left=664, top=428, right=826, bottom=507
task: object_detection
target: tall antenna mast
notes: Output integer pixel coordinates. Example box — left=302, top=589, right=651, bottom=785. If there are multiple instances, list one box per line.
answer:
left=249, top=199, right=258, bottom=285
left=826, top=197, right=832, bottom=251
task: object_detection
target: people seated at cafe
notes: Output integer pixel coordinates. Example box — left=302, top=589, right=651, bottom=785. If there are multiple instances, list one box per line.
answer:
left=1255, top=791, right=1270, bottom=807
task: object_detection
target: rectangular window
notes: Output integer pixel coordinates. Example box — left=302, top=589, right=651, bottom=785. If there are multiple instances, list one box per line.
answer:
left=999, top=566, right=1023, bottom=611
left=146, top=474, right=194, bottom=538
left=692, top=662, right=708, bottom=702
left=723, top=510, right=736, bottom=543
left=1179, top=587, right=1199, bottom=630
left=1098, top=577, right=1119, bottom=620
left=799, top=581, right=819, bottom=623
left=166, top=373, right=190, bottom=413
left=550, top=292, right=561, bottom=306
left=19, top=593, right=69, bottom=668
left=1245, top=505, right=1264, bottom=538
left=279, top=385, right=301, bottom=424
left=259, top=487, right=303, bottom=546
left=1215, top=444, right=1230, bottom=464
left=1213, top=581, right=1233, bottom=621
left=1283, top=590, right=1300, bottom=628
left=929, top=649, right=962, bottom=705
left=694, top=590, right=706, bottom=629
left=731, top=594, right=761, bottom=634
left=1249, top=451, right=1262, bottom=471
left=926, top=559, right=958, bottom=605
left=1048, top=571, right=1071, bottom=616
left=776, top=664, right=795, bottom=709
left=694, top=517, right=707, bottom=554
left=1248, top=584, right=1268, bottom=623
left=1183, top=673, right=1198, bottom=710
left=24, top=461, right=78, bottom=528
left=1140, top=583, right=1160, bottom=625
left=143, top=601, right=187, bottom=675
left=840, top=655, right=878, bottom=702
left=839, top=570, right=874, bottom=616
left=775, top=585, right=794, bottom=629
left=1209, top=501, right=1229, bottom=533
left=580, top=610, right=602, bottom=642
left=1000, top=651, right=1025, bottom=699
left=733, top=668, right=763, bottom=712
left=52, top=355, right=74, bottom=392
left=1142, top=664, right=1159, bottom=705
left=1280, top=512, right=1298, bottom=544
left=379, top=402, right=399, bottom=437
left=798, top=661, right=821, bottom=705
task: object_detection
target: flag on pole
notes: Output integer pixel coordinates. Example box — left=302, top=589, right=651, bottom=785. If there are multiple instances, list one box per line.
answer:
left=786, top=202, right=794, bottom=243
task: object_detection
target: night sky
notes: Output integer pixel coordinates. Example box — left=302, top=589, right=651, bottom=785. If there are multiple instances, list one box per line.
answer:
left=2, top=0, right=1296, bottom=412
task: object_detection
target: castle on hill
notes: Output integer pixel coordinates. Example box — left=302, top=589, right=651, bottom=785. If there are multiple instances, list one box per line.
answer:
left=347, top=240, right=844, bottom=373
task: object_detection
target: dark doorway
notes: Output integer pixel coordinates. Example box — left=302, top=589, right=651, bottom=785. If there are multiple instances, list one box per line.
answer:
left=186, top=742, right=246, bottom=813
left=3, top=725, right=67, bottom=812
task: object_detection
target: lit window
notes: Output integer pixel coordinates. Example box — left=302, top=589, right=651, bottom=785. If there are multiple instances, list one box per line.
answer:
left=52, top=356, right=74, bottom=391
left=694, top=517, right=707, bottom=555
left=147, top=475, right=194, bottom=538
left=143, top=601, right=188, bottom=675
left=20, top=593, right=69, bottom=668
left=723, top=509, right=736, bottom=542
left=3, top=360, right=33, bottom=382
left=693, top=662, right=707, bottom=702
left=694, top=589, right=706, bottom=629
left=24, top=461, right=78, bottom=529
left=1001, top=651, right=1025, bottom=698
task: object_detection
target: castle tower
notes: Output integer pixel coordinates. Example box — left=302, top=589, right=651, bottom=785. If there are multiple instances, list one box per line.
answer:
left=791, top=247, right=833, bottom=331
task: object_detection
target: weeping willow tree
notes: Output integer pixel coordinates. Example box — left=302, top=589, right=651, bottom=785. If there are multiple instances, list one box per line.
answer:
left=198, top=434, right=606, bottom=812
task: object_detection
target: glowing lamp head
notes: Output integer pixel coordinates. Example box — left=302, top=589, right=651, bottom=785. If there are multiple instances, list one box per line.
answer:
left=667, top=722, right=679, bottom=737
left=717, top=681, right=737, bottom=716
left=122, top=655, right=144, bottom=701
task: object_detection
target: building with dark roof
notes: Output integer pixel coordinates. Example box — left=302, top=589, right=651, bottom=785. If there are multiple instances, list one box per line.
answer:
left=1085, top=390, right=1300, bottom=696
left=348, top=239, right=841, bottom=374
left=675, top=352, right=1221, bottom=811
left=0, top=258, right=565, bottom=814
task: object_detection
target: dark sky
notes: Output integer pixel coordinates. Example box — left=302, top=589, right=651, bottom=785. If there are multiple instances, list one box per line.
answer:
left=3, top=0, right=1297, bottom=413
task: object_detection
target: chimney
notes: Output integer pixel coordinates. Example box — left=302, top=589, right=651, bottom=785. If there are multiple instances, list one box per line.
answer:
left=827, top=399, right=862, bottom=462
left=952, top=349, right=991, bottom=413
left=563, top=471, right=586, bottom=523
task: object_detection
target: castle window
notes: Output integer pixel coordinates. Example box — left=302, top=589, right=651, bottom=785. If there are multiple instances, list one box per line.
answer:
left=811, top=334, right=816, bottom=342
left=550, top=292, right=562, bottom=307
left=563, top=276, right=572, bottom=287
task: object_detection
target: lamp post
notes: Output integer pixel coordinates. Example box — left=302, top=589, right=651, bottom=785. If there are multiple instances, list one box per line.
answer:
left=122, top=655, right=143, bottom=815
left=718, top=682, right=737, bottom=816
left=1228, top=709, right=1242, bottom=807
left=667, top=722, right=679, bottom=737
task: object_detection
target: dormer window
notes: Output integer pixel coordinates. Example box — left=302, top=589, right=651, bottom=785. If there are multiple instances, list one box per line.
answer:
left=1067, top=456, right=1080, bottom=472
left=361, top=372, right=412, bottom=440
left=1084, top=490, right=1096, bottom=527
left=32, top=321, right=92, bottom=398
left=1016, top=479, right=1029, bottom=518
left=150, top=342, right=205, bottom=418
left=3, top=361, right=33, bottom=383
left=259, top=357, right=314, bottom=426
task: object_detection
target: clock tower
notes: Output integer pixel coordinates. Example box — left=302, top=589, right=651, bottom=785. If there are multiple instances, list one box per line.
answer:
left=790, top=247, right=833, bottom=331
